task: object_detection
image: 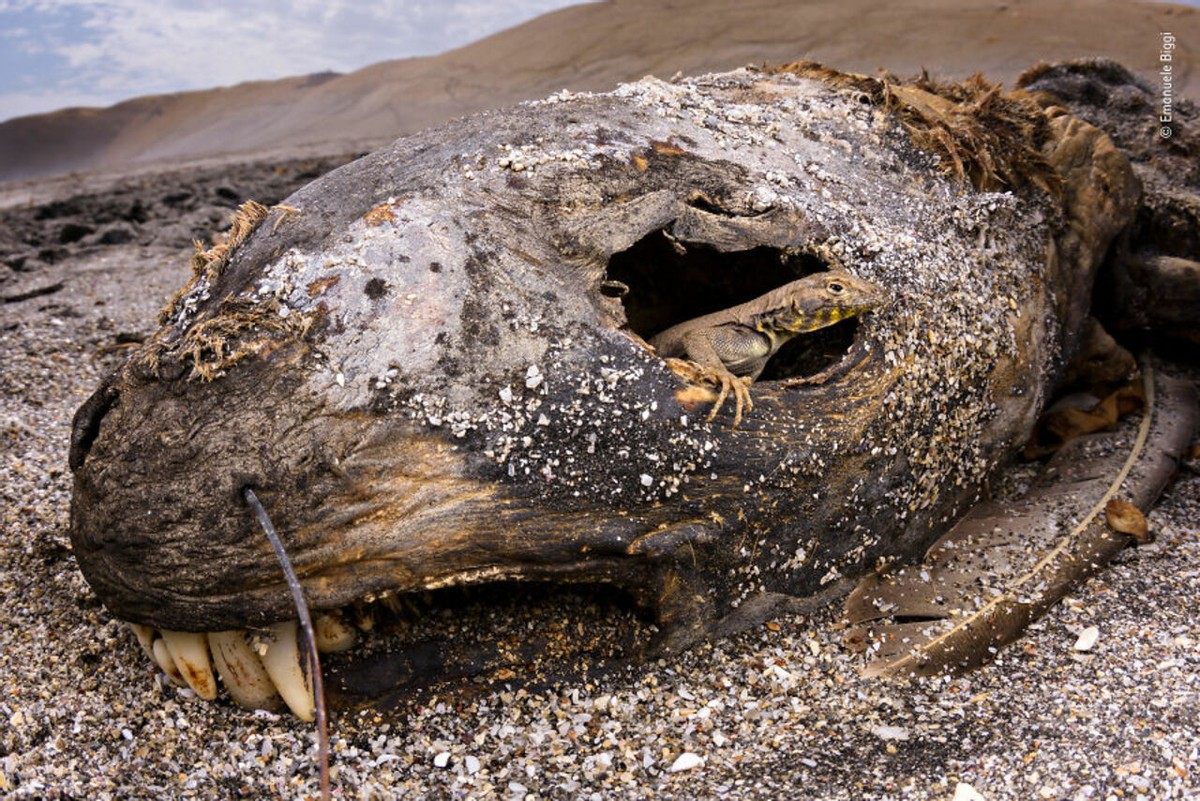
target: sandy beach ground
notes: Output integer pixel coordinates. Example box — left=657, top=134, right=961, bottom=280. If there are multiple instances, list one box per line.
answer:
left=1, top=140, right=1198, bottom=800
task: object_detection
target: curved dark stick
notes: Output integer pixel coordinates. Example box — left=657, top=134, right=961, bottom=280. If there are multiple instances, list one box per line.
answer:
left=243, top=487, right=331, bottom=801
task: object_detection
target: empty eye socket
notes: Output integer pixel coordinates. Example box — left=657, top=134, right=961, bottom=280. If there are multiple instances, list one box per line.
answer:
left=827, top=280, right=845, bottom=293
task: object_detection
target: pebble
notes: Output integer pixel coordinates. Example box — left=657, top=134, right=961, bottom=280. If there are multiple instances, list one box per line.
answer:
left=871, top=725, right=910, bottom=741
left=668, top=753, right=705, bottom=772
left=953, top=782, right=987, bottom=801
left=1073, top=626, right=1100, bottom=652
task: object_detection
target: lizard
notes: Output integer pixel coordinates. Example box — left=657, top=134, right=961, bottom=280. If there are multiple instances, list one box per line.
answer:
left=648, top=270, right=886, bottom=426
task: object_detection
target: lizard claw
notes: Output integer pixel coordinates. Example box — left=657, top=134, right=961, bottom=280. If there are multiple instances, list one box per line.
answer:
left=664, top=358, right=753, bottom=427
left=705, top=372, right=753, bottom=427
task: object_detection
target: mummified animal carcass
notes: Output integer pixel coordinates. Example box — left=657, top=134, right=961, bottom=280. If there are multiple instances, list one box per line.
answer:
left=69, top=61, right=1198, bottom=717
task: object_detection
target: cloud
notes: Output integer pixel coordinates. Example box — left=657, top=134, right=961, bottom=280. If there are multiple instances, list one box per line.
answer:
left=0, top=0, right=583, bottom=121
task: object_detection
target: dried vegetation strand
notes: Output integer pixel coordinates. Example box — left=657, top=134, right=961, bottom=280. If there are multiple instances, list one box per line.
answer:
left=171, top=297, right=315, bottom=381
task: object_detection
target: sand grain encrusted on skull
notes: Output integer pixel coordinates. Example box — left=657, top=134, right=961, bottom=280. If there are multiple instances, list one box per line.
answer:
left=67, top=61, right=1197, bottom=719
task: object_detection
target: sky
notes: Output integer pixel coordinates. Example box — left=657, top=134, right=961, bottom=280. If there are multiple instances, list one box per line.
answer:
left=0, top=0, right=586, bottom=122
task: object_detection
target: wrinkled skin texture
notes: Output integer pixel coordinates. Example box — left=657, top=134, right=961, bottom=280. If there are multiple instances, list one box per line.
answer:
left=70, top=65, right=1141, bottom=664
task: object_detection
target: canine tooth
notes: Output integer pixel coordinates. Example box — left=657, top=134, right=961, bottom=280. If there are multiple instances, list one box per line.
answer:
left=207, top=631, right=281, bottom=712
left=129, top=623, right=156, bottom=660
left=381, top=593, right=404, bottom=615
left=260, top=620, right=316, bottom=722
left=151, top=637, right=185, bottom=686
left=353, top=603, right=376, bottom=632
left=161, top=630, right=218, bottom=701
left=402, top=595, right=423, bottom=616
left=313, top=611, right=357, bottom=653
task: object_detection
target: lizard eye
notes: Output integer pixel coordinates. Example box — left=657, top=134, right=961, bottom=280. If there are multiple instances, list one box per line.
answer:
left=827, top=280, right=845, bottom=294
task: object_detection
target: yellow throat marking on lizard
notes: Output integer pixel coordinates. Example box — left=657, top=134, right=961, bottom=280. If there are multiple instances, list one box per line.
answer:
left=754, top=304, right=849, bottom=337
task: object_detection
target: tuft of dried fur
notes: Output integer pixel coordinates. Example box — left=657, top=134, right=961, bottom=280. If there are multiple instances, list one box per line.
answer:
left=158, top=200, right=270, bottom=326
left=766, top=61, right=1062, bottom=196
left=134, top=200, right=315, bottom=381
left=171, top=298, right=315, bottom=381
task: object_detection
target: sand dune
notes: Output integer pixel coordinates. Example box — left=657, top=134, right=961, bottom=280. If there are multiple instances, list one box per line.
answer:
left=1, top=0, right=1196, bottom=182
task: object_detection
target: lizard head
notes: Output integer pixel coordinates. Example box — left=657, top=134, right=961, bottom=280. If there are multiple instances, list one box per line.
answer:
left=781, top=270, right=888, bottom=333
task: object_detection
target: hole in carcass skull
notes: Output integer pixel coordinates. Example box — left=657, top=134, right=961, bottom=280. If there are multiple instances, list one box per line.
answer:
left=604, top=229, right=859, bottom=381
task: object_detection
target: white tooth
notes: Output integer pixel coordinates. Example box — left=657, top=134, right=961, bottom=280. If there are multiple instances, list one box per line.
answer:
left=314, top=611, right=357, bottom=653
left=207, top=630, right=282, bottom=712
left=129, top=623, right=156, bottom=660
left=151, top=637, right=185, bottom=686
left=260, top=620, right=316, bottom=722
left=161, top=630, right=218, bottom=700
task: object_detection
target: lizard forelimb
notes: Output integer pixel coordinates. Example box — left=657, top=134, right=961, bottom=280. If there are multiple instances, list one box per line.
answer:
left=649, top=270, right=886, bottom=426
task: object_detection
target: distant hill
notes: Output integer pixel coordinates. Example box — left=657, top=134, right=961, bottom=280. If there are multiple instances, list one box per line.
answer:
left=2, top=0, right=1196, bottom=182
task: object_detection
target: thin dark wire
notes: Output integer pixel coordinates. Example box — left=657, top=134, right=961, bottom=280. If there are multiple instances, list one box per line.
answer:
left=243, top=486, right=331, bottom=801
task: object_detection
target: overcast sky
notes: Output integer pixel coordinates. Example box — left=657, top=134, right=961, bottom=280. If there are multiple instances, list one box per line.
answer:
left=0, top=0, right=586, bottom=122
